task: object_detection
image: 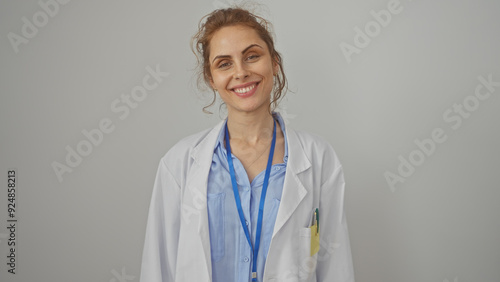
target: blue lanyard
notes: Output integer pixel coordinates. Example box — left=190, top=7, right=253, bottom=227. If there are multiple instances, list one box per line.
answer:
left=224, top=118, right=277, bottom=282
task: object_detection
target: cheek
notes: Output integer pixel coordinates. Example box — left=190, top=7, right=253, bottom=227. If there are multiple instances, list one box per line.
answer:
left=260, top=64, right=275, bottom=79
left=212, top=72, right=231, bottom=88
left=262, top=67, right=275, bottom=85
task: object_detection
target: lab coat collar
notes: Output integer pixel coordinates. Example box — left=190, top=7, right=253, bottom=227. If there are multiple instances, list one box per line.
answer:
left=185, top=112, right=312, bottom=278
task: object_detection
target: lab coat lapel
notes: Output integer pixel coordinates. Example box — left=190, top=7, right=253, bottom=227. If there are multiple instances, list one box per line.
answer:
left=184, top=119, right=225, bottom=279
left=272, top=121, right=312, bottom=237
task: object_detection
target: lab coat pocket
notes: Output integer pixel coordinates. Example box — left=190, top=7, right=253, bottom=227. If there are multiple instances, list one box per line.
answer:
left=207, top=192, right=226, bottom=262
left=299, top=227, right=312, bottom=259
left=298, top=227, right=318, bottom=279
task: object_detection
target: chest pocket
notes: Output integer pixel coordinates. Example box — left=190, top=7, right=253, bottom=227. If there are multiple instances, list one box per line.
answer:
left=207, top=192, right=226, bottom=262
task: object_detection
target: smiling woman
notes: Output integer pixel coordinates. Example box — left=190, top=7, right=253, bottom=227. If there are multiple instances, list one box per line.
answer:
left=140, top=6, right=354, bottom=282
left=191, top=7, right=287, bottom=115
left=208, top=26, right=277, bottom=115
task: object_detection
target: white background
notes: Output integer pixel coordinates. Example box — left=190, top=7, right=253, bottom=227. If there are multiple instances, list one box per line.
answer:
left=1, top=0, right=499, bottom=281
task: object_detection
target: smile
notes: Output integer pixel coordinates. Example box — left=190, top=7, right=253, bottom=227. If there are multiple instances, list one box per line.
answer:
left=232, top=82, right=259, bottom=94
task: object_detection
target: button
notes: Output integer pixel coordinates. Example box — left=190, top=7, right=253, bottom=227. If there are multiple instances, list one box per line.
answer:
left=276, top=167, right=280, bottom=170
left=243, top=257, right=250, bottom=262
left=245, top=220, right=249, bottom=226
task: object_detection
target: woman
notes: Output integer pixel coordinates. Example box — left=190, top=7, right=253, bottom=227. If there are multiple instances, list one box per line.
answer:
left=140, top=7, right=354, bottom=282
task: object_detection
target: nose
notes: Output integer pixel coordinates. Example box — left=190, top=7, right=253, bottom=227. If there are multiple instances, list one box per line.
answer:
left=233, top=62, right=249, bottom=80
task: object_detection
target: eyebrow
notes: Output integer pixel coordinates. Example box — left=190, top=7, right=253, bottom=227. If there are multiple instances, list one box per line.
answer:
left=211, top=44, right=264, bottom=64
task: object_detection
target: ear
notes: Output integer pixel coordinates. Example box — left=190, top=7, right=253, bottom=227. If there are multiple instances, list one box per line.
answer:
left=272, top=57, right=280, bottom=75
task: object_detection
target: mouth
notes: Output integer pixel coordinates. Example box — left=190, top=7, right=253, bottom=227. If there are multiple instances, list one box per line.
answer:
left=231, top=81, right=260, bottom=97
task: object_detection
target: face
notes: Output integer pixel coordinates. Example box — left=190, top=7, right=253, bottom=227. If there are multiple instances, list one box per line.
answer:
left=208, top=25, right=278, bottom=115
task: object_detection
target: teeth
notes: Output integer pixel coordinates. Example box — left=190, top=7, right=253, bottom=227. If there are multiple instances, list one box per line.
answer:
left=233, top=83, right=256, bottom=94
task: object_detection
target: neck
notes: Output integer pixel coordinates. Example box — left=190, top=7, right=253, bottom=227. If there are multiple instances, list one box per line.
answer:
left=226, top=108, right=275, bottom=146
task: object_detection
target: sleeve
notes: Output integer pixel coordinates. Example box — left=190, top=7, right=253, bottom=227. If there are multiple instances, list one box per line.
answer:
left=316, top=164, right=355, bottom=282
left=140, top=157, right=182, bottom=282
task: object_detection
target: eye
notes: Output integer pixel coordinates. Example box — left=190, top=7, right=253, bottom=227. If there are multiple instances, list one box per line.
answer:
left=217, top=61, right=231, bottom=69
left=246, top=54, right=260, bottom=61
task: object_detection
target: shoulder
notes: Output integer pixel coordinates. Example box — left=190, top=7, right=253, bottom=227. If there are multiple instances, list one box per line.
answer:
left=160, top=127, right=213, bottom=163
left=291, top=128, right=333, bottom=150
left=155, top=124, right=220, bottom=187
left=158, top=120, right=221, bottom=171
left=288, top=127, right=342, bottom=171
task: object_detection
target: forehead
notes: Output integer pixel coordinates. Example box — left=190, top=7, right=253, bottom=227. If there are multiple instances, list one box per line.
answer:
left=209, top=25, right=268, bottom=59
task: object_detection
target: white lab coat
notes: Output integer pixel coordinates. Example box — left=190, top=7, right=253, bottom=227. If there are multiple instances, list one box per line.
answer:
left=140, top=113, right=354, bottom=282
